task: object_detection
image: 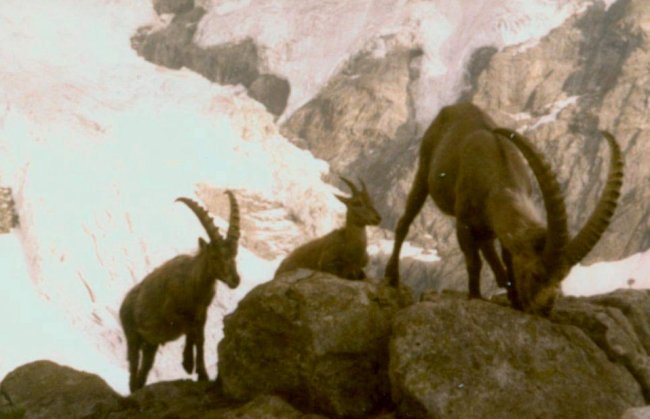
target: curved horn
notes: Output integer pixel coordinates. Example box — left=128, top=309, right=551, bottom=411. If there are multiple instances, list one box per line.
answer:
left=225, top=190, right=240, bottom=247
left=493, top=128, right=569, bottom=270
left=358, top=177, right=369, bottom=194
left=563, top=131, right=623, bottom=266
left=176, top=197, right=221, bottom=242
left=340, top=176, right=359, bottom=195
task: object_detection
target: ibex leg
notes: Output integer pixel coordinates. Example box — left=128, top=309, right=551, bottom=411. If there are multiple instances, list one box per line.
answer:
left=385, top=164, right=430, bottom=285
left=191, top=314, right=209, bottom=381
left=182, top=334, right=195, bottom=374
left=457, top=223, right=482, bottom=299
left=193, top=329, right=208, bottom=381
left=501, top=247, right=521, bottom=309
left=125, top=332, right=142, bottom=393
left=479, top=240, right=508, bottom=288
left=134, top=342, right=158, bottom=391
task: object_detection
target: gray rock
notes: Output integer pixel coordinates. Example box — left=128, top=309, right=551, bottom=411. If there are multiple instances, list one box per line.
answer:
left=552, top=289, right=650, bottom=399
left=0, top=186, right=19, bottom=233
left=217, top=270, right=402, bottom=417
left=131, top=9, right=290, bottom=116
left=0, top=360, right=122, bottom=419
left=153, top=0, right=194, bottom=15
left=248, top=74, right=291, bottom=117
left=390, top=297, right=645, bottom=418
left=134, top=7, right=206, bottom=70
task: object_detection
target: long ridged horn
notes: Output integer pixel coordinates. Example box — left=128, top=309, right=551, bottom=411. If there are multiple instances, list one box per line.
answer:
left=225, top=190, right=240, bottom=247
left=563, top=131, right=623, bottom=266
left=176, top=197, right=222, bottom=242
left=340, top=176, right=359, bottom=195
left=358, top=177, right=369, bottom=194
left=493, top=128, right=569, bottom=270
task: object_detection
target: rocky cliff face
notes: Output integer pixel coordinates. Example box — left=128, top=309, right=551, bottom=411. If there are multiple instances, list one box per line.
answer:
left=471, top=0, right=650, bottom=262
left=280, top=0, right=650, bottom=295
left=3, top=276, right=650, bottom=418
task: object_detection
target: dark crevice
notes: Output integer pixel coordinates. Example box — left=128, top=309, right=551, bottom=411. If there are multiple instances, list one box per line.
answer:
left=457, top=46, right=498, bottom=103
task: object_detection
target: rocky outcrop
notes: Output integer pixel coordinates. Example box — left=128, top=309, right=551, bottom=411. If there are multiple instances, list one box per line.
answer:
left=552, top=289, right=650, bottom=399
left=217, top=270, right=404, bottom=417
left=131, top=7, right=290, bottom=116
left=391, top=294, right=645, bottom=418
left=3, top=286, right=650, bottom=418
left=0, top=360, right=123, bottom=419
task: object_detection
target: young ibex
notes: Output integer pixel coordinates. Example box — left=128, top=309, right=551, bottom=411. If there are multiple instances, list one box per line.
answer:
left=385, top=102, right=623, bottom=315
left=119, top=191, right=240, bottom=392
left=274, top=177, right=381, bottom=280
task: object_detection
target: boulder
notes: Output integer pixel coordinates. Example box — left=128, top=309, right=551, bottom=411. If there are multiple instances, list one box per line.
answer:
left=217, top=270, right=402, bottom=417
left=552, top=289, right=650, bottom=399
left=0, top=360, right=122, bottom=419
left=390, top=295, right=645, bottom=418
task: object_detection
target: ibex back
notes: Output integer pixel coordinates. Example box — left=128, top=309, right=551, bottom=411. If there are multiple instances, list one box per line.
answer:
left=385, top=102, right=623, bottom=315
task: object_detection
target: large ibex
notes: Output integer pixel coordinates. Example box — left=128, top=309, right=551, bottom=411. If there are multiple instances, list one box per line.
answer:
left=275, top=177, right=382, bottom=280
left=119, top=191, right=240, bottom=392
left=385, top=102, right=623, bottom=315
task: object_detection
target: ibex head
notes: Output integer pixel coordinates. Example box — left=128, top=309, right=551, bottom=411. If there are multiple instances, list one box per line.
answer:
left=494, top=128, right=624, bottom=315
left=176, top=191, right=241, bottom=289
left=336, top=176, right=382, bottom=227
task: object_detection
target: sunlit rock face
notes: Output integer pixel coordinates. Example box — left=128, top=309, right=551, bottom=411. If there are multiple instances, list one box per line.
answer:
left=471, top=0, right=650, bottom=263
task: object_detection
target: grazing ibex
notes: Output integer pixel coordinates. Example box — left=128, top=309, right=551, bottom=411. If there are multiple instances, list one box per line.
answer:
left=385, top=102, right=623, bottom=315
left=120, top=192, right=240, bottom=392
left=275, top=177, right=382, bottom=280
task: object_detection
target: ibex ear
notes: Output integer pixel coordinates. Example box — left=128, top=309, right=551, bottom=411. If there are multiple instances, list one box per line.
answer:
left=198, top=237, right=208, bottom=250
left=335, top=194, right=350, bottom=205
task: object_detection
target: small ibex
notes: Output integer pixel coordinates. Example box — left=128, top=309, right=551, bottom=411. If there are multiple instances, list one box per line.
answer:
left=275, top=177, right=382, bottom=280
left=120, top=192, right=240, bottom=392
left=385, top=102, right=623, bottom=315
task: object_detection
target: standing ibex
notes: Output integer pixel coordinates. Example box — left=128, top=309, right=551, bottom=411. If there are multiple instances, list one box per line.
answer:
left=275, top=177, right=381, bottom=280
left=120, top=191, right=240, bottom=392
left=385, top=102, right=623, bottom=315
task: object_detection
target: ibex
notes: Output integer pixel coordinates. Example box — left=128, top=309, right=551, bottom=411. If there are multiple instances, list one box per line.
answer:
left=385, top=102, right=623, bottom=315
left=119, top=192, right=240, bottom=392
left=275, top=177, right=382, bottom=280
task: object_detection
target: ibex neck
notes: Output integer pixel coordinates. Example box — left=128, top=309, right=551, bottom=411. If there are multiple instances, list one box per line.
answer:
left=488, top=189, right=545, bottom=250
left=344, top=219, right=367, bottom=244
